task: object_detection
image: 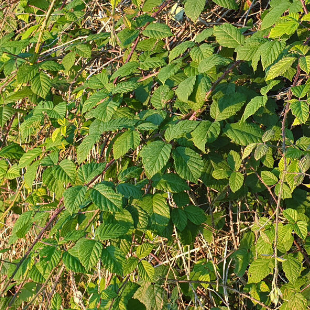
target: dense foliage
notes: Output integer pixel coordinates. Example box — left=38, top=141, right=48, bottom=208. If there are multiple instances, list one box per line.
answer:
left=1, top=0, right=310, bottom=309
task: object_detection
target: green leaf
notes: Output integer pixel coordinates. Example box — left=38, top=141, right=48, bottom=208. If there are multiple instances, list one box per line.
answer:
left=111, top=61, right=139, bottom=79
left=40, top=61, right=63, bottom=71
left=261, top=171, right=278, bottom=186
left=287, top=293, right=308, bottom=310
left=51, top=293, right=62, bottom=310
left=274, top=183, right=292, bottom=199
left=0, top=106, right=14, bottom=127
left=19, top=148, right=42, bottom=168
left=101, top=245, right=124, bottom=275
left=171, top=208, right=187, bottom=231
left=0, top=143, right=25, bottom=160
left=184, top=205, right=206, bottom=225
left=90, top=183, right=123, bottom=212
left=290, top=100, right=309, bottom=124
left=229, top=172, right=244, bottom=193
left=152, top=193, right=170, bottom=227
left=63, top=186, right=87, bottom=214
left=112, top=81, right=139, bottom=95
left=82, top=90, right=110, bottom=114
left=165, top=120, right=198, bottom=142
left=169, top=42, right=195, bottom=61
left=213, top=24, right=244, bottom=48
left=117, top=183, right=142, bottom=198
left=299, top=55, right=310, bottom=74
left=212, top=0, right=238, bottom=9
left=136, top=243, right=154, bottom=259
left=96, top=222, right=129, bottom=241
left=142, top=23, right=173, bottom=39
left=53, top=159, right=76, bottom=184
left=172, top=147, right=204, bottom=183
left=282, top=254, right=301, bottom=283
left=6, top=164, right=20, bottom=180
left=175, top=76, right=196, bottom=102
left=261, top=1, right=291, bottom=29
left=151, top=85, right=174, bottom=109
left=31, top=72, right=52, bottom=98
left=77, top=163, right=106, bottom=184
left=72, top=44, right=92, bottom=58
left=227, top=150, right=241, bottom=171
left=140, top=141, right=172, bottom=178
left=158, top=63, right=181, bottom=84
left=198, top=54, right=231, bottom=73
left=153, top=173, right=190, bottom=193
left=191, top=121, right=220, bottom=152
left=242, top=96, right=268, bottom=121
left=62, top=52, right=76, bottom=71
left=62, top=251, right=86, bottom=273
left=224, top=123, right=263, bottom=146
left=77, top=239, right=103, bottom=271
left=184, top=0, right=206, bottom=22
left=254, top=143, right=269, bottom=160
left=17, top=64, right=39, bottom=84
left=293, top=221, right=307, bottom=239
left=113, top=130, right=140, bottom=159
left=77, top=134, right=100, bottom=164
left=248, top=258, right=272, bottom=283
left=138, top=260, right=154, bottom=282
left=266, top=57, right=296, bottom=81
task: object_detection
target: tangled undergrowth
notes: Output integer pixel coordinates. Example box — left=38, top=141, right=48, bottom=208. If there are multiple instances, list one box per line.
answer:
left=1, top=0, right=310, bottom=309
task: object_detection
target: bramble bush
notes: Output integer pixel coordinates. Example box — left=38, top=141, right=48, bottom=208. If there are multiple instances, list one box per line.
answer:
left=0, top=0, right=310, bottom=309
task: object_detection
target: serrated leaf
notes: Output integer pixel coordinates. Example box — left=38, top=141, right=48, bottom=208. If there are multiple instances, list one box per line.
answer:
left=31, top=72, right=52, bottom=98
left=77, top=163, right=105, bottom=184
left=96, top=223, right=129, bottom=241
left=214, top=24, right=244, bottom=48
left=261, top=171, right=278, bottom=186
left=53, top=159, right=76, bottom=184
left=173, top=147, right=204, bottom=183
left=138, top=260, right=154, bottom=282
left=63, top=186, right=87, bottom=214
left=171, top=208, right=187, bottom=231
left=136, top=243, right=154, bottom=259
left=266, top=57, right=296, bottom=81
left=63, top=249, right=86, bottom=274
left=140, top=141, right=172, bottom=178
left=17, top=64, right=39, bottom=84
left=90, top=183, right=123, bottom=212
left=299, top=55, right=310, bottom=74
left=165, top=120, right=198, bottom=142
left=158, top=63, right=181, bottom=84
left=184, top=205, right=206, bottom=225
left=227, top=150, right=241, bottom=171
left=142, top=23, right=173, bottom=38
left=77, top=134, right=100, bottom=164
left=212, top=0, right=238, bottom=9
left=169, top=41, right=195, bottom=61
left=198, top=54, right=231, bottom=73
left=151, top=85, right=174, bottom=109
left=153, top=173, right=190, bottom=193
left=40, top=61, right=63, bottom=71
left=184, top=0, right=206, bottom=22
left=0, top=143, right=25, bottom=160
left=112, top=81, right=139, bottom=94
left=72, top=44, right=92, bottom=58
left=117, top=183, right=142, bottom=198
left=77, top=239, right=103, bottom=271
left=224, top=123, right=262, bottom=146
left=82, top=90, right=110, bottom=114
left=101, top=246, right=124, bottom=275
left=175, top=76, right=196, bottom=102
left=242, top=96, right=268, bottom=121
left=282, top=254, right=301, bottom=283
left=19, top=148, right=42, bottom=168
left=254, top=143, right=269, bottom=160
left=294, top=221, right=307, bottom=239
left=248, top=259, right=271, bottom=283
left=261, top=1, right=291, bottom=29
left=0, top=106, right=14, bottom=127
left=290, top=100, right=309, bottom=124
left=111, top=61, right=139, bottom=79
left=229, top=171, right=244, bottom=193
left=113, top=130, right=140, bottom=159
left=191, top=121, right=220, bottom=152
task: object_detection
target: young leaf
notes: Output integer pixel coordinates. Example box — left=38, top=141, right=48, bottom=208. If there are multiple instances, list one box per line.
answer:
left=282, top=254, right=301, bottom=283
left=213, top=24, right=244, bottom=48
left=290, top=100, right=309, bottom=123
left=142, top=23, right=173, bottom=39
left=242, top=96, right=268, bottom=121
left=266, top=57, right=296, bottom=81
left=77, top=239, right=103, bottom=271
left=96, top=223, right=129, bottom=241
left=248, top=259, right=272, bottom=283
left=229, top=172, right=244, bottom=193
